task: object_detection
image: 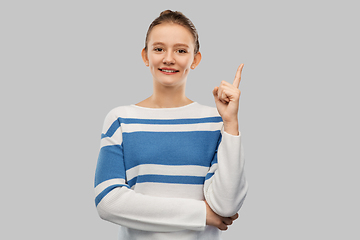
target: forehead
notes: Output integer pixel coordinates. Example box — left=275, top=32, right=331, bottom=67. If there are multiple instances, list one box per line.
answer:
left=148, top=23, right=194, bottom=47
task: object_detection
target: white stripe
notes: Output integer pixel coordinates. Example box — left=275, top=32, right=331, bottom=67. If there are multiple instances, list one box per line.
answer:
left=108, top=104, right=220, bottom=120
left=125, top=103, right=220, bottom=119
left=121, top=122, right=223, bottom=133
left=206, top=163, right=218, bottom=175
left=133, top=182, right=205, bottom=200
left=94, top=178, right=126, bottom=196
left=100, top=127, right=123, bottom=148
left=126, top=164, right=210, bottom=182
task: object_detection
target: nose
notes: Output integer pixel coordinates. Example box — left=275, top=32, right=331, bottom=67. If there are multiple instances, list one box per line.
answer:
left=163, top=51, right=175, bottom=65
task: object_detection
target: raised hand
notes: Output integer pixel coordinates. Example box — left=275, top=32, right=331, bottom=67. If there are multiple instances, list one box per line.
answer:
left=212, top=64, right=244, bottom=135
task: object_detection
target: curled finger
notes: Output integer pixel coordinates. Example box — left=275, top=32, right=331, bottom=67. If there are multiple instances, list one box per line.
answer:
left=222, top=217, right=233, bottom=226
left=230, top=213, right=239, bottom=220
left=216, top=87, right=227, bottom=103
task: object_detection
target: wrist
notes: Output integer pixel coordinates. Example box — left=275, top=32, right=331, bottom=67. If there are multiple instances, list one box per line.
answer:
left=223, top=120, right=239, bottom=136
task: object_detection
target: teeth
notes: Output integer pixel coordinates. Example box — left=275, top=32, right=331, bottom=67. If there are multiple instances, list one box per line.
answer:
left=161, top=69, right=177, bottom=73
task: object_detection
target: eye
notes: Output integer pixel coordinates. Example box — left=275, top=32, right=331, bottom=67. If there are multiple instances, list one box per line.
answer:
left=154, top=47, right=163, bottom=52
left=177, top=49, right=187, bottom=54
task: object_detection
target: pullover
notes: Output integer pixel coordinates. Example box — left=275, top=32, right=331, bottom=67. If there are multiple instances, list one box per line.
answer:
left=94, top=102, right=248, bottom=240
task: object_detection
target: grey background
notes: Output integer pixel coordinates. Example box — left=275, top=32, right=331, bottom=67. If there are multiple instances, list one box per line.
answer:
left=1, top=0, right=359, bottom=239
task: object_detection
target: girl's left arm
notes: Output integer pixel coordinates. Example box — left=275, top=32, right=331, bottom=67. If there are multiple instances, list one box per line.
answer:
left=204, top=64, right=248, bottom=217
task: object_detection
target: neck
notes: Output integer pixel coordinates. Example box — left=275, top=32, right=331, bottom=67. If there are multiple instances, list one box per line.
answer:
left=149, top=94, right=193, bottom=108
left=137, top=81, right=193, bottom=108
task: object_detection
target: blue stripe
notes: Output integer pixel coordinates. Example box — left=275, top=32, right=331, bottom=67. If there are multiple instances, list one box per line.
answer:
left=210, top=133, right=221, bottom=165
left=101, top=119, right=121, bottom=139
left=95, top=184, right=129, bottom=206
left=119, top=116, right=222, bottom=125
left=94, top=144, right=126, bottom=187
left=128, top=175, right=205, bottom=187
left=205, top=172, right=215, bottom=181
left=101, top=116, right=222, bottom=139
left=123, top=131, right=221, bottom=169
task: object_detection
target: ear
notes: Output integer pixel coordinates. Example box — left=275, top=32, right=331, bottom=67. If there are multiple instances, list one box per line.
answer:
left=191, top=52, right=202, bottom=69
left=141, top=48, right=149, bottom=67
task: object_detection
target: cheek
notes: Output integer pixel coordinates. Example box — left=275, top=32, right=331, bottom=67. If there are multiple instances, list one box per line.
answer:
left=148, top=54, right=162, bottom=65
left=179, top=57, right=193, bottom=71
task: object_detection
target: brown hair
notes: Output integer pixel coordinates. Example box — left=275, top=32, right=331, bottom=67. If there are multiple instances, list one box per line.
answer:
left=144, top=10, right=200, bottom=54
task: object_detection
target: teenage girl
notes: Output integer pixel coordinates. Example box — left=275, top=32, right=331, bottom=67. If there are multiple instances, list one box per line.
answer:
left=94, top=10, right=248, bottom=240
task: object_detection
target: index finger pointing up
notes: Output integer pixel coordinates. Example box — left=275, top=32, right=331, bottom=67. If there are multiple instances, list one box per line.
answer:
left=232, top=64, right=244, bottom=88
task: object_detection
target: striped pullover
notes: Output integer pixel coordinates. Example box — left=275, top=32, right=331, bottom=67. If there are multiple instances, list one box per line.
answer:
left=94, top=102, right=248, bottom=240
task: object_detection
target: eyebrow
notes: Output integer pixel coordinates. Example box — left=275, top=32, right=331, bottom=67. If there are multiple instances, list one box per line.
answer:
left=152, top=42, right=190, bottom=48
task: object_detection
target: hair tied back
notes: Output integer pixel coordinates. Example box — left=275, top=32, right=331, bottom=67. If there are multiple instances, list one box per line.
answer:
left=144, top=10, right=200, bottom=54
left=159, top=9, right=174, bottom=16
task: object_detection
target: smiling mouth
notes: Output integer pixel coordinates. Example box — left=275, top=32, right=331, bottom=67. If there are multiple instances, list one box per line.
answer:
left=159, top=68, right=179, bottom=73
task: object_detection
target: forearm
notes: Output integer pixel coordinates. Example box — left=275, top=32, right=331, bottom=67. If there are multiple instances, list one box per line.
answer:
left=96, top=185, right=206, bottom=232
left=204, top=131, right=248, bottom=217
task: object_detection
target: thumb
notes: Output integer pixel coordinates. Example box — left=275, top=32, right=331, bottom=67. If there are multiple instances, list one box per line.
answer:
left=212, top=86, right=219, bottom=100
left=212, top=87, right=222, bottom=104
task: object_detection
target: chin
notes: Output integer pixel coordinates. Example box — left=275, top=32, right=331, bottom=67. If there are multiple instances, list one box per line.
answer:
left=159, top=81, right=183, bottom=88
left=155, top=76, right=187, bottom=87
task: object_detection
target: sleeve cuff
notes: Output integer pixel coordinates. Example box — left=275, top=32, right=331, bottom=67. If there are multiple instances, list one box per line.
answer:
left=222, top=130, right=241, bottom=137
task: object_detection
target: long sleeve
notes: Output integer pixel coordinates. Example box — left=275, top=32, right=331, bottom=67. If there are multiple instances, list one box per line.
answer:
left=203, top=130, right=248, bottom=217
left=94, top=109, right=206, bottom=232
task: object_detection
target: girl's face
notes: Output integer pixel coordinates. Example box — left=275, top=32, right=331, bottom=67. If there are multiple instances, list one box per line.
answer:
left=142, top=23, right=201, bottom=88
